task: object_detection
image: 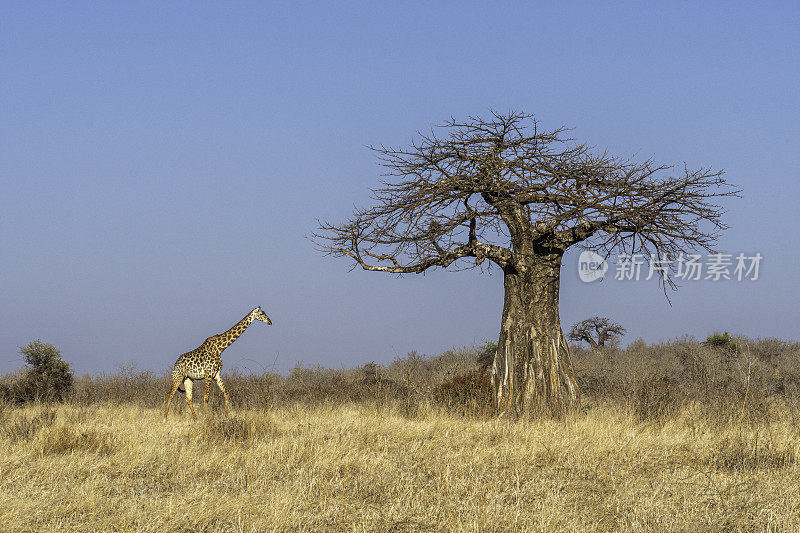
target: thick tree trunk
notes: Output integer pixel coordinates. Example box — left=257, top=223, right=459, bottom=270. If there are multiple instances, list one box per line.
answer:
left=491, top=256, right=580, bottom=417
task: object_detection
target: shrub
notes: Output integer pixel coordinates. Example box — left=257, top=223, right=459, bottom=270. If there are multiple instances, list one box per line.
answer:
left=704, top=332, right=739, bottom=353
left=627, top=338, right=648, bottom=352
left=358, top=361, right=382, bottom=384
left=386, top=347, right=482, bottom=396
left=434, top=370, right=493, bottom=415
left=0, top=382, right=12, bottom=404
left=13, top=340, right=74, bottom=403
left=633, top=376, right=680, bottom=422
left=476, top=341, right=497, bottom=372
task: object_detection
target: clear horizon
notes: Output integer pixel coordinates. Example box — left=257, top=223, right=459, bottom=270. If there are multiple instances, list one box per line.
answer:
left=2, top=2, right=798, bottom=375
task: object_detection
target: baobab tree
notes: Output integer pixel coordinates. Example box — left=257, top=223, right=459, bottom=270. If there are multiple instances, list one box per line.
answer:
left=315, top=111, right=737, bottom=417
left=568, top=317, right=626, bottom=349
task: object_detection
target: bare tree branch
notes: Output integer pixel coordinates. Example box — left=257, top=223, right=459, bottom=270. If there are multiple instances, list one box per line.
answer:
left=312, top=111, right=738, bottom=284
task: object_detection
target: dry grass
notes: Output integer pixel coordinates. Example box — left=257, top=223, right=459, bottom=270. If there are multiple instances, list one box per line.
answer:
left=1, top=401, right=799, bottom=532
left=2, top=338, right=799, bottom=530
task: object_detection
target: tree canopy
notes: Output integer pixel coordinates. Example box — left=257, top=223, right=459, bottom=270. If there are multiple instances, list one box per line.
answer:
left=315, top=111, right=738, bottom=285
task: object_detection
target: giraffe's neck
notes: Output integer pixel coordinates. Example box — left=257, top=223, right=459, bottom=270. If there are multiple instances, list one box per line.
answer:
left=215, top=311, right=256, bottom=352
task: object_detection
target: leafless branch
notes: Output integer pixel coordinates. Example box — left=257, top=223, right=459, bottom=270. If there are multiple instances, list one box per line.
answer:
left=312, top=111, right=739, bottom=280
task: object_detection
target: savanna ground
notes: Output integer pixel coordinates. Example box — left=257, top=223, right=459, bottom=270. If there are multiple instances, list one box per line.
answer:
left=2, top=337, right=800, bottom=531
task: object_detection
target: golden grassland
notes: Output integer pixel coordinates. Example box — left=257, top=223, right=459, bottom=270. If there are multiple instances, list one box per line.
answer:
left=1, top=401, right=799, bottom=532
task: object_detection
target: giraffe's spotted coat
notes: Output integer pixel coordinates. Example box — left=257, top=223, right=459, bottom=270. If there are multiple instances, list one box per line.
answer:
left=164, top=306, right=272, bottom=419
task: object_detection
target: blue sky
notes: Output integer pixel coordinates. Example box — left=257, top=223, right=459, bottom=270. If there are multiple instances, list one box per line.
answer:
left=1, top=2, right=798, bottom=374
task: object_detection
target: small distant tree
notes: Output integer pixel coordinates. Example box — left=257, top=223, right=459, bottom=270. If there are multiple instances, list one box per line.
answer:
left=703, top=331, right=739, bottom=363
left=16, top=340, right=74, bottom=402
left=568, top=317, right=626, bottom=349
left=703, top=331, right=739, bottom=353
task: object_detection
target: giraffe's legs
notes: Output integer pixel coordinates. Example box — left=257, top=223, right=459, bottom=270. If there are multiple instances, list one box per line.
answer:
left=203, top=377, right=211, bottom=414
left=164, top=382, right=180, bottom=420
left=183, top=378, right=198, bottom=420
left=214, top=372, right=230, bottom=413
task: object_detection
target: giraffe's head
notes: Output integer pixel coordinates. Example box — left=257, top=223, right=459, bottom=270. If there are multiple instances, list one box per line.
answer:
left=253, top=306, right=272, bottom=325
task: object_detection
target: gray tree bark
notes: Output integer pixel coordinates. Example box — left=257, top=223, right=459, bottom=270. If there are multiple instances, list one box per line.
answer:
left=492, top=256, right=579, bottom=417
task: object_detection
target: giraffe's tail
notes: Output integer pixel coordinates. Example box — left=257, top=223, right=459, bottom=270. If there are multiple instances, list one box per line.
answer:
left=177, top=383, right=186, bottom=394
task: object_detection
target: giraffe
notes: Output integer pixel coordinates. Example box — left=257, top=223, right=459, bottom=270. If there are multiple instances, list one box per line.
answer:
left=164, top=306, right=272, bottom=419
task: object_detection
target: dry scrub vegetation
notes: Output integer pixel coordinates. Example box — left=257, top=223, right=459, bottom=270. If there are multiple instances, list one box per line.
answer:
left=1, top=338, right=800, bottom=531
